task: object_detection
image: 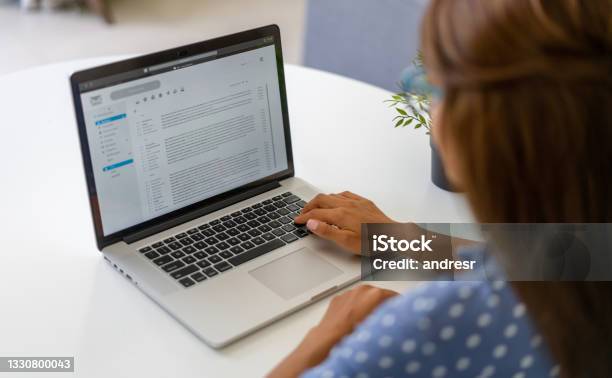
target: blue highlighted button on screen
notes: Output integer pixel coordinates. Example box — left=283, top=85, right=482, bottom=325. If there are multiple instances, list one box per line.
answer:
left=95, top=113, right=126, bottom=126
left=103, top=159, right=134, bottom=172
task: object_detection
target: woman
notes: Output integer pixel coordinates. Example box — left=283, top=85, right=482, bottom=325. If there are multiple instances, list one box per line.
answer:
left=269, top=0, right=612, bottom=377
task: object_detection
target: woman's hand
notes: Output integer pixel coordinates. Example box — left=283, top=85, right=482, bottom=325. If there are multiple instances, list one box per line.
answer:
left=267, top=285, right=398, bottom=378
left=313, top=284, right=399, bottom=338
left=294, top=191, right=396, bottom=254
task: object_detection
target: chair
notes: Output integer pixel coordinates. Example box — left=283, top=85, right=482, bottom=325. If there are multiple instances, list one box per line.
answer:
left=303, top=0, right=428, bottom=91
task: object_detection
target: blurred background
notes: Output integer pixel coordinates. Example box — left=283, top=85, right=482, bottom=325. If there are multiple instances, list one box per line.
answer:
left=0, top=0, right=428, bottom=90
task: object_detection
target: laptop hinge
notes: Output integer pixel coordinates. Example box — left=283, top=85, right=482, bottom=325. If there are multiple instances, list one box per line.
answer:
left=123, top=181, right=281, bottom=244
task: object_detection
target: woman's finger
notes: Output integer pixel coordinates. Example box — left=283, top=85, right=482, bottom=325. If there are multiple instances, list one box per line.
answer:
left=295, top=208, right=359, bottom=231
left=305, top=219, right=358, bottom=253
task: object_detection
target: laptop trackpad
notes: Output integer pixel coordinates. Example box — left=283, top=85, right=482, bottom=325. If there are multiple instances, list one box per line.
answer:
left=249, top=248, right=343, bottom=300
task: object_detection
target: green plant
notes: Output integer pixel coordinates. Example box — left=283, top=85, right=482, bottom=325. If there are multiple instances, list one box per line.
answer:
left=386, top=53, right=433, bottom=134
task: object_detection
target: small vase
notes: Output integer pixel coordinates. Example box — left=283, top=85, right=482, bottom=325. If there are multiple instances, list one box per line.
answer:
left=430, top=138, right=458, bottom=192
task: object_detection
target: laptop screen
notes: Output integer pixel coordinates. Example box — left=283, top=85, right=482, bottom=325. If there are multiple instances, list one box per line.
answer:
left=78, top=37, right=288, bottom=236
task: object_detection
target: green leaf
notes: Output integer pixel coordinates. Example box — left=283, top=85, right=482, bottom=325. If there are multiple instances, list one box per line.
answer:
left=415, top=123, right=422, bottom=129
left=396, top=108, right=408, bottom=116
left=408, top=104, right=419, bottom=116
left=395, top=119, right=403, bottom=128
left=403, top=118, right=413, bottom=126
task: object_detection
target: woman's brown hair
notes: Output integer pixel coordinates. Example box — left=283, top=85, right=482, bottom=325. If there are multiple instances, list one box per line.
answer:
left=421, top=0, right=612, bottom=377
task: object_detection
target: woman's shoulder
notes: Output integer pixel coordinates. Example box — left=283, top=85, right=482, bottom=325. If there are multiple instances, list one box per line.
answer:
left=358, top=279, right=527, bottom=349
left=385, top=279, right=522, bottom=330
left=304, top=279, right=558, bottom=378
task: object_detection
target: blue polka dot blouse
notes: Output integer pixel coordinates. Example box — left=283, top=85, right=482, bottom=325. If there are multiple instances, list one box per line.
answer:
left=302, top=248, right=560, bottom=378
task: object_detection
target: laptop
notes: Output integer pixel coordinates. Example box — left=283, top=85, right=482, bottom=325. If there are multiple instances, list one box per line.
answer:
left=70, top=25, right=360, bottom=348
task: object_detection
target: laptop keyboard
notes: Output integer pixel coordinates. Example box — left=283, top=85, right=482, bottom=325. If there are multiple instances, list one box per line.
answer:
left=137, top=192, right=309, bottom=288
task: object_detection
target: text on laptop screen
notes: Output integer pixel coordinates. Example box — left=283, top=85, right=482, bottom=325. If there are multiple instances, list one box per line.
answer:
left=79, top=38, right=288, bottom=236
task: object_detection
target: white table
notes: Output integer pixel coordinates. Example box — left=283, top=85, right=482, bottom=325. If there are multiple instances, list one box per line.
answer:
left=0, top=58, right=472, bottom=378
